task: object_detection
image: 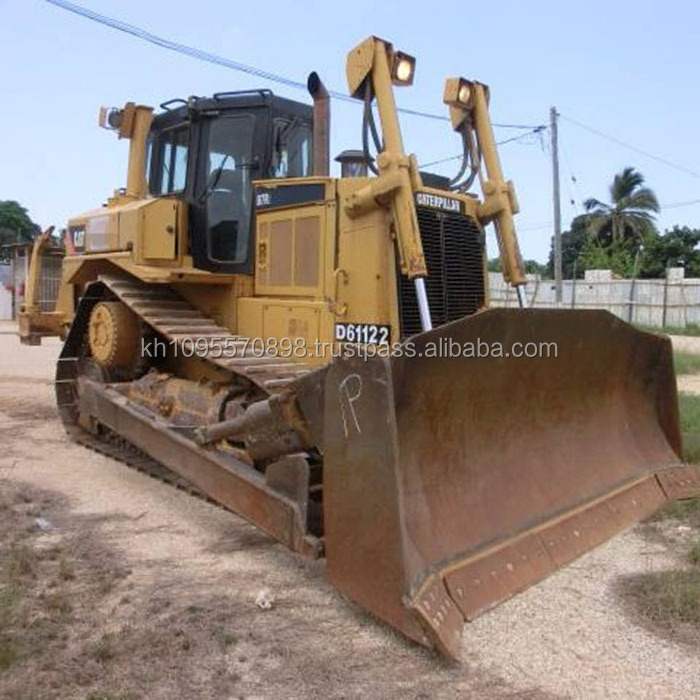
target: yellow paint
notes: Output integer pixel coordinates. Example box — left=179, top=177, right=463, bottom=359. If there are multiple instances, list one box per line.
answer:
left=24, top=36, right=508, bottom=365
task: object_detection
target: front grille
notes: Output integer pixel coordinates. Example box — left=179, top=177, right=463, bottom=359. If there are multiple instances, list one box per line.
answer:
left=397, top=206, right=485, bottom=337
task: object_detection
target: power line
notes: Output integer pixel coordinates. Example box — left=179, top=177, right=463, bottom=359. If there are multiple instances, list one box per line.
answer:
left=560, top=114, right=700, bottom=181
left=419, top=126, right=547, bottom=168
left=45, top=0, right=543, bottom=130
left=662, top=198, right=700, bottom=210
left=498, top=127, right=548, bottom=147
left=559, top=139, right=582, bottom=211
left=515, top=200, right=699, bottom=236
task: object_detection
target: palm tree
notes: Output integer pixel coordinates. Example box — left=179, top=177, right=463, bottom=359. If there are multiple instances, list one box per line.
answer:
left=583, top=167, right=659, bottom=246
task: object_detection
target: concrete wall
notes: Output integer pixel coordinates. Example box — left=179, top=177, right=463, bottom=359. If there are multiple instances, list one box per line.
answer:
left=489, top=267, right=700, bottom=328
left=0, top=265, right=12, bottom=320
left=0, top=286, right=11, bottom=320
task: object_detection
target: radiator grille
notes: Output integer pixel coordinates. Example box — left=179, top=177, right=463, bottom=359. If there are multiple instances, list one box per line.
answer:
left=397, top=207, right=485, bottom=337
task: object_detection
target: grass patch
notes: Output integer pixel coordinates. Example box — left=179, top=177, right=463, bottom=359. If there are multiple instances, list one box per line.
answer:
left=42, top=589, right=72, bottom=617
left=0, top=637, right=18, bottom=671
left=679, top=393, right=700, bottom=433
left=688, top=542, right=700, bottom=566
left=678, top=392, right=700, bottom=463
left=683, top=433, right=700, bottom=464
left=7, top=544, right=37, bottom=580
left=622, top=569, right=700, bottom=625
left=675, top=351, right=700, bottom=376
left=0, top=582, right=20, bottom=671
left=654, top=499, right=700, bottom=528
left=619, top=529, right=700, bottom=646
left=0, top=584, right=20, bottom=611
left=92, top=633, right=117, bottom=663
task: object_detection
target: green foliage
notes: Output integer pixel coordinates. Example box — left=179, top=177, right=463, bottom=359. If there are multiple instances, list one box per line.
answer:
left=574, top=225, right=700, bottom=279
left=0, top=201, right=40, bottom=261
left=639, top=226, right=700, bottom=279
left=523, top=259, right=547, bottom=276
left=574, top=167, right=659, bottom=278
left=578, top=237, right=641, bottom=278
left=488, top=257, right=547, bottom=277
left=583, top=167, right=659, bottom=245
left=0, top=201, right=38, bottom=243
left=547, top=170, right=700, bottom=280
left=547, top=215, right=588, bottom=279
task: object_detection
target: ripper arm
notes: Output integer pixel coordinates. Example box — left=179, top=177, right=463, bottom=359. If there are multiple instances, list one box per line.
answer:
left=444, top=78, right=527, bottom=305
left=343, top=36, right=433, bottom=330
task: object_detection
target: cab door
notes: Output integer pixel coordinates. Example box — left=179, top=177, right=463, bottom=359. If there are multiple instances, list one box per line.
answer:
left=147, top=122, right=188, bottom=260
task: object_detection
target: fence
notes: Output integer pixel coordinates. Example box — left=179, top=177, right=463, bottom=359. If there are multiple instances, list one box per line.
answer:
left=489, top=268, right=700, bottom=328
left=7, top=243, right=64, bottom=320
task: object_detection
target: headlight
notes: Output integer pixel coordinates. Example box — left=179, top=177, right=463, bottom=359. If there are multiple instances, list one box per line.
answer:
left=444, top=77, right=475, bottom=109
left=458, top=83, right=471, bottom=106
left=99, top=106, right=123, bottom=131
left=391, top=51, right=416, bottom=86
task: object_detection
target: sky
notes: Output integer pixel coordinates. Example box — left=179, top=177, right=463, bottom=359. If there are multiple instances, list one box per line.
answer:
left=1, top=0, right=699, bottom=264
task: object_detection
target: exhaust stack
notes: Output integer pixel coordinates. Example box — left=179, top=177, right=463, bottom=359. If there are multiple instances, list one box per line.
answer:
left=307, top=72, right=330, bottom=177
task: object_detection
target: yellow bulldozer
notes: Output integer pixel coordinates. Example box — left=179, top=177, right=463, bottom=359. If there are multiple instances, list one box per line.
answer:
left=19, top=36, right=700, bottom=659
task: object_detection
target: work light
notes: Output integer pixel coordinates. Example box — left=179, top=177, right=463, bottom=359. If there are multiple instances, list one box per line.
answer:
left=443, top=77, right=474, bottom=109
left=391, top=51, right=415, bottom=86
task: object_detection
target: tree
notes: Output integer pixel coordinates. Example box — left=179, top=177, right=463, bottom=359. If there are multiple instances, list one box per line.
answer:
left=523, top=259, right=548, bottom=276
left=639, top=226, right=700, bottom=278
left=0, top=201, right=40, bottom=255
left=547, top=215, right=588, bottom=279
left=579, top=237, right=638, bottom=278
left=488, top=257, right=547, bottom=277
left=583, top=167, right=659, bottom=246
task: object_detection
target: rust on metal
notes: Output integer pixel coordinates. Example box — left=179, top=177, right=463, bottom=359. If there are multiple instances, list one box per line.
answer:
left=55, top=278, right=700, bottom=662
left=119, top=371, right=234, bottom=426
left=439, top=476, right=665, bottom=621
left=78, top=378, right=321, bottom=558
left=307, top=71, right=330, bottom=177
left=55, top=277, right=324, bottom=564
left=322, top=308, right=696, bottom=660
left=656, top=464, right=700, bottom=499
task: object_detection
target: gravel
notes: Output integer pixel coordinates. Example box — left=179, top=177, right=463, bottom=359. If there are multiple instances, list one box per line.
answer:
left=1, top=323, right=698, bottom=698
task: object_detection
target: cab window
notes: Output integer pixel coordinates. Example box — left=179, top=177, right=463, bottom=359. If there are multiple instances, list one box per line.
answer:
left=154, top=125, right=189, bottom=194
left=270, top=119, right=312, bottom=178
left=203, top=114, right=256, bottom=264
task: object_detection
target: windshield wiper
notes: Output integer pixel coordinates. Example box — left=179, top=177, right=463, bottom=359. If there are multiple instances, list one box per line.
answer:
left=198, top=154, right=231, bottom=204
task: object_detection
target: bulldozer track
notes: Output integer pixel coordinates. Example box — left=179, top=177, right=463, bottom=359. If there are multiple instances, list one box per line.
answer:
left=100, top=274, right=314, bottom=392
left=55, top=273, right=318, bottom=519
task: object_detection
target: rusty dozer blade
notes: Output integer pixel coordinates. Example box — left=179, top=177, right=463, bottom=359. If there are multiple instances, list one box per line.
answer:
left=321, top=308, right=700, bottom=660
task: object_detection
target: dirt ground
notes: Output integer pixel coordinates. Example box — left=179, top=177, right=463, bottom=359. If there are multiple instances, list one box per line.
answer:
left=1, top=322, right=700, bottom=699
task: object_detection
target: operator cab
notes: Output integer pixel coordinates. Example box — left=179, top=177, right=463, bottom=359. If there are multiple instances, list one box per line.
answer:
left=147, top=90, right=313, bottom=273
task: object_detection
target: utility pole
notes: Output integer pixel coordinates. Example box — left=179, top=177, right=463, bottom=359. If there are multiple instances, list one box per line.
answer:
left=550, top=106, right=563, bottom=304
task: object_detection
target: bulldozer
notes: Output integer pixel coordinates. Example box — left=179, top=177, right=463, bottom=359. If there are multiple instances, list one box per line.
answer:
left=19, top=36, right=700, bottom=660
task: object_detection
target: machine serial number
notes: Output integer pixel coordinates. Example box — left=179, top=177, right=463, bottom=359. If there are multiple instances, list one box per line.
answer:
left=334, top=323, right=390, bottom=345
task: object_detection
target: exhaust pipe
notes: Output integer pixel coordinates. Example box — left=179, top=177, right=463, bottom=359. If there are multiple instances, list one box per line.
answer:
left=307, top=72, right=330, bottom=177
